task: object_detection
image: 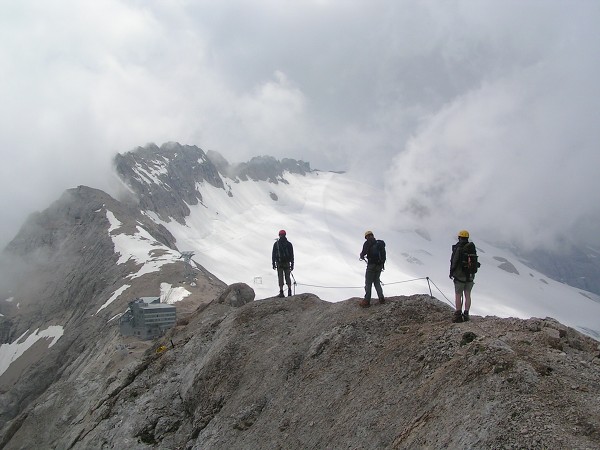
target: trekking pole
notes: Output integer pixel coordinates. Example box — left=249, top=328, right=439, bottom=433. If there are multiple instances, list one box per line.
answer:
left=426, top=277, right=433, bottom=297
left=291, top=272, right=297, bottom=295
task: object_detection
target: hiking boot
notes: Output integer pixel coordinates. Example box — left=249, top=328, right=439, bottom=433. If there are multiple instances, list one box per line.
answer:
left=359, top=299, right=371, bottom=308
left=462, top=311, right=470, bottom=322
left=378, top=297, right=385, bottom=304
left=453, top=311, right=463, bottom=323
left=288, top=288, right=292, bottom=297
left=278, top=291, right=285, bottom=298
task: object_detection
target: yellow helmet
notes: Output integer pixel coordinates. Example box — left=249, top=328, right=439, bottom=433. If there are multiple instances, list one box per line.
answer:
left=364, top=230, right=374, bottom=238
left=458, top=230, right=470, bottom=238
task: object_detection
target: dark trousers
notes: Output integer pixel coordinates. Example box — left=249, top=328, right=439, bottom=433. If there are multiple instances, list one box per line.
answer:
left=365, top=263, right=384, bottom=301
left=277, top=263, right=292, bottom=289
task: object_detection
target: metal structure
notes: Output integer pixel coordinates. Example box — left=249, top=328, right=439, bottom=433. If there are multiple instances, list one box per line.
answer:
left=119, top=297, right=177, bottom=340
left=179, top=251, right=196, bottom=281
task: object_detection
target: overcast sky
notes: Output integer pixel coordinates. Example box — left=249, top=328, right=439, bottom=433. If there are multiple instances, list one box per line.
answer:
left=1, top=0, right=599, bottom=250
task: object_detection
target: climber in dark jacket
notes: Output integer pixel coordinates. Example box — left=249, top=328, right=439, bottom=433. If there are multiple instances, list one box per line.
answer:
left=359, top=230, right=385, bottom=308
left=272, top=230, right=294, bottom=297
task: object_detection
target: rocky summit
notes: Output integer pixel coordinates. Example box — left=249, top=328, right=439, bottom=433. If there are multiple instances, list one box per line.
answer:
left=2, top=291, right=600, bottom=449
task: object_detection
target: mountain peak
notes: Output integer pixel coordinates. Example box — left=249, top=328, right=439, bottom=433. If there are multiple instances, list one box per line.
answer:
left=114, top=142, right=312, bottom=224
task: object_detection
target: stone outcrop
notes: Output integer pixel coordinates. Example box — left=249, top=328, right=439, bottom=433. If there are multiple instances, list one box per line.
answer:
left=2, top=294, right=599, bottom=449
left=216, top=283, right=256, bottom=307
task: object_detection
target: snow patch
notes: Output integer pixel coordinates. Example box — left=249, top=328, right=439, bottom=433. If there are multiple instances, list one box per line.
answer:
left=106, top=208, right=181, bottom=280
left=0, top=326, right=64, bottom=377
left=160, top=283, right=191, bottom=304
left=96, top=284, right=131, bottom=314
left=106, top=210, right=121, bottom=233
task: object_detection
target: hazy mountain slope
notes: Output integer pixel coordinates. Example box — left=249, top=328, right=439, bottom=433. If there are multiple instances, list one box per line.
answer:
left=114, top=142, right=225, bottom=225
left=0, top=185, right=225, bottom=436
left=515, top=244, right=600, bottom=298
left=5, top=293, right=599, bottom=449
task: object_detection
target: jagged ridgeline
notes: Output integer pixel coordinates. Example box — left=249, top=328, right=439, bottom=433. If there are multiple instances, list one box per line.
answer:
left=114, top=142, right=312, bottom=224
left=0, top=142, right=599, bottom=449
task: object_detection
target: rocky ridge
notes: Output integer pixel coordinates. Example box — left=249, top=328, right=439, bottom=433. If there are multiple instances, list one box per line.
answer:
left=2, top=293, right=599, bottom=449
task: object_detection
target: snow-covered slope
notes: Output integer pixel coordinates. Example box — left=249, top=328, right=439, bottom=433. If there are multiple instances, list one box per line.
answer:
left=142, top=168, right=600, bottom=338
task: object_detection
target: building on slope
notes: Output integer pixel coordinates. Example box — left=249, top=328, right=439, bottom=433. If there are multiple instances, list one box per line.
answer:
left=119, top=297, right=176, bottom=340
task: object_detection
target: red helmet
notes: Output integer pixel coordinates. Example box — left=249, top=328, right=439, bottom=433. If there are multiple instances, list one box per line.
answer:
left=278, top=229, right=286, bottom=236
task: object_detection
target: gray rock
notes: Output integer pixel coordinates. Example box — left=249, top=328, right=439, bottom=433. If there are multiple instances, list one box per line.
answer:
left=216, top=283, right=255, bottom=307
left=4, top=294, right=598, bottom=450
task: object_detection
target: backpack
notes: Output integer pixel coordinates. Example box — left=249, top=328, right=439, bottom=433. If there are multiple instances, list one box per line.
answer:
left=276, top=240, right=291, bottom=263
left=368, top=240, right=386, bottom=265
left=460, top=242, right=480, bottom=276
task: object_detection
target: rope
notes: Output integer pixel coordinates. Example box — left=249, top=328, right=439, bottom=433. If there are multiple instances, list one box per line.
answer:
left=293, top=274, right=455, bottom=307
left=295, top=273, right=490, bottom=335
left=295, top=282, right=365, bottom=289
left=427, top=278, right=455, bottom=307
left=295, top=277, right=427, bottom=289
left=383, top=277, right=429, bottom=286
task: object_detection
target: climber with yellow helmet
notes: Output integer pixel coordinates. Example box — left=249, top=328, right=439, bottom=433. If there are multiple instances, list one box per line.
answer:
left=449, top=230, right=480, bottom=322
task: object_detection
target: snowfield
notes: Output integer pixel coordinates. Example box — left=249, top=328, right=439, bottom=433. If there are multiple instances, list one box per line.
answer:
left=146, top=170, right=600, bottom=339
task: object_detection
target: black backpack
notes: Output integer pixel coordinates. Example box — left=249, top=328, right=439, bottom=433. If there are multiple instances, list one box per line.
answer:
left=276, top=240, right=291, bottom=263
left=460, top=242, right=480, bottom=276
left=369, top=240, right=386, bottom=265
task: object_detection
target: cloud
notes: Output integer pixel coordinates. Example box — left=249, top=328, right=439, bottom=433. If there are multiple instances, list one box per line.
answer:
left=384, top=2, right=600, bottom=249
left=0, top=0, right=598, bottom=250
